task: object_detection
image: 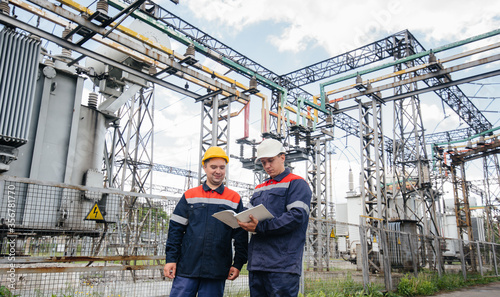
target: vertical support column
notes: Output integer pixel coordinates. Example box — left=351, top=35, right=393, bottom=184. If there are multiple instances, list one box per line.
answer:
left=111, top=85, right=155, bottom=194
left=458, top=239, right=467, bottom=281
left=484, top=154, right=500, bottom=243
left=379, top=228, right=393, bottom=291
left=477, top=241, right=483, bottom=276
left=268, top=89, right=282, bottom=136
left=358, top=97, right=387, bottom=275
left=491, top=243, right=498, bottom=276
left=391, top=32, right=439, bottom=241
left=197, top=95, right=231, bottom=184
left=451, top=163, right=475, bottom=242
left=359, top=221, right=370, bottom=288
left=107, top=85, right=155, bottom=259
left=409, top=233, right=418, bottom=276
left=211, top=94, right=220, bottom=144
left=306, top=138, right=329, bottom=271
left=434, top=236, right=443, bottom=277
left=451, top=162, right=477, bottom=273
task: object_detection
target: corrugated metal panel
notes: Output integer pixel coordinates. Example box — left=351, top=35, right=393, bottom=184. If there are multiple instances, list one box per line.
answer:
left=0, top=29, right=41, bottom=147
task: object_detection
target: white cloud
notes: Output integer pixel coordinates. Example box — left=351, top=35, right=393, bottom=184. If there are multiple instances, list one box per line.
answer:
left=153, top=87, right=201, bottom=168
left=183, top=0, right=500, bottom=55
left=148, top=0, right=499, bottom=201
left=419, top=101, right=462, bottom=134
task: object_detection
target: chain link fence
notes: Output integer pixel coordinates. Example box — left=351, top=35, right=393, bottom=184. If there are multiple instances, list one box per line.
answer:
left=303, top=219, right=500, bottom=294
left=1, top=176, right=499, bottom=296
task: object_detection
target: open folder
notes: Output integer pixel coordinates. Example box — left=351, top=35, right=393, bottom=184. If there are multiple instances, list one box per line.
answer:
left=212, top=204, right=274, bottom=228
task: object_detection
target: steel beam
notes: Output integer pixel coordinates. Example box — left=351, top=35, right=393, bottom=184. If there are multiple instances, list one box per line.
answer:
left=0, top=12, right=201, bottom=98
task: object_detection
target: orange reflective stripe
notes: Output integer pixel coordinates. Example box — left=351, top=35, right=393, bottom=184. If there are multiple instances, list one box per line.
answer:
left=184, top=185, right=241, bottom=204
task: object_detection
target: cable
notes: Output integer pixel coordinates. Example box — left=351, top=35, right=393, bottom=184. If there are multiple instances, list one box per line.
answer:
left=468, top=96, right=500, bottom=99
left=153, top=112, right=201, bottom=135
left=468, top=82, right=500, bottom=85
left=158, top=97, right=188, bottom=111
left=157, top=86, right=203, bottom=111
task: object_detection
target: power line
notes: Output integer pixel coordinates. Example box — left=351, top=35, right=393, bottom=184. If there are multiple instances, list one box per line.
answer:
left=469, top=96, right=500, bottom=99
left=468, top=82, right=500, bottom=85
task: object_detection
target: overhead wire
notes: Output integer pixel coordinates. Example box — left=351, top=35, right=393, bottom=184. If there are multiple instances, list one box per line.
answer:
left=154, top=86, right=204, bottom=135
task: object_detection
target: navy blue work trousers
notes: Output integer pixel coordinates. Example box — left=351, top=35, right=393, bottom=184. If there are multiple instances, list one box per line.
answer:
left=169, top=275, right=225, bottom=297
left=249, top=271, right=300, bottom=297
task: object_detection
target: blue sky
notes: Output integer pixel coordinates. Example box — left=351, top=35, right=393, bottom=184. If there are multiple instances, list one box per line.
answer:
left=147, top=0, right=500, bottom=203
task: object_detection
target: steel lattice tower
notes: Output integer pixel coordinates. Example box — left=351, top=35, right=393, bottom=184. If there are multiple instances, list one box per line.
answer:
left=107, top=86, right=155, bottom=194
left=305, top=137, right=330, bottom=271
left=198, top=95, right=232, bottom=184
left=103, top=85, right=156, bottom=258
left=358, top=96, right=389, bottom=281
left=483, top=155, right=500, bottom=242
left=390, top=33, right=440, bottom=239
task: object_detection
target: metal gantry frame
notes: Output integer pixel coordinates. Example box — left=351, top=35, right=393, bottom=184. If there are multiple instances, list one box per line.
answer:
left=449, top=136, right=500, bottom=241
left=1, top=0, right=499, bottom=282
left=431, top=128, right=500, bottom=245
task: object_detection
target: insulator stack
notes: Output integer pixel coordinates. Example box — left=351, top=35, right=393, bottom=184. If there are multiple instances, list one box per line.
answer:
left=185, top=44, right=195, bottom=58
left=96, top=0, right=108, bottom=14
left=0, top=0, right=10, bottom=15
left=249, top=75, right=258, bottom=89
left=44, top=58, right=55, bottom=67
left=88, top=92, right=98, bottom=110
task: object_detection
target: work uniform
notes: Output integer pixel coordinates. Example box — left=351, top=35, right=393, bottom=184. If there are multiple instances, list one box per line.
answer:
left=165, top=182, right=248, bottom=297
left=247, top=168, right=312, bottom=296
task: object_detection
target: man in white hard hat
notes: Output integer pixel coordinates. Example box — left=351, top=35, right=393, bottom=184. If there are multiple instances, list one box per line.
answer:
left=239, top=138, right=312, bottom=297
left=165, top=147, right=248, bottom=297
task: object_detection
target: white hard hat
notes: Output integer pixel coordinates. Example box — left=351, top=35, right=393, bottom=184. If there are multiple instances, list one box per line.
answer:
left=256, top=138, right=286, bottom=161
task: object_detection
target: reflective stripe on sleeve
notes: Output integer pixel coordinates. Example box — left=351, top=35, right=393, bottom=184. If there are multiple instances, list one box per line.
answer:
left=254, top=182, right=290, bottom=193
left=187, top=197, right=239, bottom=209
left=286, top=200, right=310, bottom=213
left=170, top=214, right=188, bottom=225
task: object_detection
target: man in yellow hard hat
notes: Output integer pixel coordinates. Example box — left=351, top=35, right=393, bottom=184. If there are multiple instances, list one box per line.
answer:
left=164, top=146, right=248, bottom=297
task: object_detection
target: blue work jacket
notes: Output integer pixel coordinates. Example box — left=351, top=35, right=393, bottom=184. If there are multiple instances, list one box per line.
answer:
left=247, top=168, right=312, bottom=275
left=165, top=182, right=248, bottom=280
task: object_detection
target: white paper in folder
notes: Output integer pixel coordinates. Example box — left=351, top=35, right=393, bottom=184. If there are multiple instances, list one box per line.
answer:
left=212, top=204, right=274, bottom=228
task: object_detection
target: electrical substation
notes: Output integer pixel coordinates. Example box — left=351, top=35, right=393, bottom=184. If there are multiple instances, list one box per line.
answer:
left=0, top=0, right=500, bottom=296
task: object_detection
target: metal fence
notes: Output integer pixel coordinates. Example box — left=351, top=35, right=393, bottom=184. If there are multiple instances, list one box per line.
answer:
left=0, top=176, right=250, bottom=296
left=1, top=176, right=499, bottom=296
left=302, top=219, right=500, bottom=294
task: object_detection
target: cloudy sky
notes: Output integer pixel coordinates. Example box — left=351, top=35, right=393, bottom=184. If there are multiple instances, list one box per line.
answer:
left=145, top=0, right=500, bottom=204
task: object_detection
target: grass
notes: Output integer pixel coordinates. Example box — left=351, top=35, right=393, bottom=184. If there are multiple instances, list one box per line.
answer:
left=298, top=272, right=500, bottom=297
left=0, top=286, right=20, bottom=297
left=394, top=272, right=500, bottom=296
left=301, top=274, right=384, bottom=297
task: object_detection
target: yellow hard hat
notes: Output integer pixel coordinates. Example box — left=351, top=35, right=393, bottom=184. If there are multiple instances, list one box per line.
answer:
left=202, top=146, right=229, bottom=165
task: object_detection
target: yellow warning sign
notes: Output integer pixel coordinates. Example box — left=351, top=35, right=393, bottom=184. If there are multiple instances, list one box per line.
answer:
left=330, top=229, right=335, bottom=238
left=85, top=203, right=104, bottom=221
